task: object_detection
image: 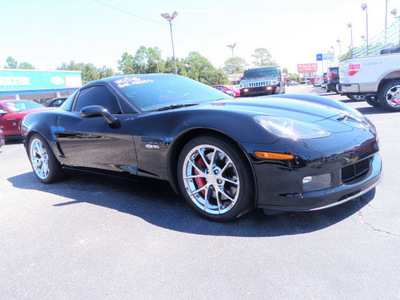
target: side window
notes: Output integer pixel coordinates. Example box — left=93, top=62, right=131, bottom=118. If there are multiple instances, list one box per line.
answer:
left=74, top=86, right=121, bottom=114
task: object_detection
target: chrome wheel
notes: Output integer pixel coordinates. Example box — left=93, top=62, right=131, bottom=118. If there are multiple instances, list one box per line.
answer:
left=182, top=144, right=240, bottom=215
left=30, top=138, right=50, bottom=180
left=385, top=85, right=400, bottom=108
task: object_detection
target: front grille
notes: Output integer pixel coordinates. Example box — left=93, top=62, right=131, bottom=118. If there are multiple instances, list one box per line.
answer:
left=246, top=81, right=269, bottom=88
left=341, top=158, right=371, bottom=183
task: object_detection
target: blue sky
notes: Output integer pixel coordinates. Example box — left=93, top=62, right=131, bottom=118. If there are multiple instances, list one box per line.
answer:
left=1, top=0, right=398, bottom=73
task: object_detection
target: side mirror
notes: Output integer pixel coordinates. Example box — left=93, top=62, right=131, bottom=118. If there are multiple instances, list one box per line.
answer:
left=0, top=109, right=8, bottom=116
left=80, top=105, right=120, bottom=128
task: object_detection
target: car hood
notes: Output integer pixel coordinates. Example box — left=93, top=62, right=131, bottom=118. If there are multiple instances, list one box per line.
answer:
left=199, top=97, right=367, bottom=133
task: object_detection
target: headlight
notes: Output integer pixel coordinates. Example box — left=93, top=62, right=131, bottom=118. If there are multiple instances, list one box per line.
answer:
left=255, top=116, right=331, bottom=140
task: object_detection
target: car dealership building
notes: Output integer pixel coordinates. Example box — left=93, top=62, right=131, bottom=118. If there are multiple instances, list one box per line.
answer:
left=0, top=69, right=82, bottom=100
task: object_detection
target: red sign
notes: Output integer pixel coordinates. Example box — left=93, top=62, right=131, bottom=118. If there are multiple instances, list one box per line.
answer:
left=297, top=63, right=318, bottom=73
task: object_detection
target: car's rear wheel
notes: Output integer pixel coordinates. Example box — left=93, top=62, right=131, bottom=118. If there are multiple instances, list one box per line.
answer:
left=366, top=96, right=380, bottom=107
left=177, top=135, right=255, bottom=221
left=29, top=134, right=64, bottom=183
left=378, top=80, right=400, bottom=112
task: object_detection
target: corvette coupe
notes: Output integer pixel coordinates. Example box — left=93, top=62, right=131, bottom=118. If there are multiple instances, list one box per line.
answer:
left=22, top=74, right=382, bottom=221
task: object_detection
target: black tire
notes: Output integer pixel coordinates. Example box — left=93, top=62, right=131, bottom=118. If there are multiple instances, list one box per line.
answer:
left=177, top=135, right=255, bottom=221
left=365, top=96, right=381, bottom=108
left=28, top=133, right=64, bottom=183
left=378, top=80, right=400, bottom=112
left=347, top=94, right=366, bottom=101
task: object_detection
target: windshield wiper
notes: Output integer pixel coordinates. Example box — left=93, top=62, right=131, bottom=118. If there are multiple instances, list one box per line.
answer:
left=152, top=103, right=197, bottom=112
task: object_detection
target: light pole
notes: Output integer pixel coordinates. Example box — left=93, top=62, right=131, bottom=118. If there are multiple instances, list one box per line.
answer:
left=227, top=43, right=237, bottom=84
left=336, top=39, right=342, bottom=61
left=361, top=3, right=369, bottom=56
left=183, top=63, right=191, bottom=74
left=154, top=60, right=160, bottom=73
left=331, top=46, right=335, bottom=66
left=347, top=23, right=353, bottom=58
left=161, top=11, right=178, bottom=75
left=391, top=8, right=400, bottom=46
left=385, top=0, right=388, bottom=45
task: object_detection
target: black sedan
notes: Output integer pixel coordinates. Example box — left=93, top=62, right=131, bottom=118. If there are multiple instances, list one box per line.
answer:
left=21, top=74, right=382, bottom=221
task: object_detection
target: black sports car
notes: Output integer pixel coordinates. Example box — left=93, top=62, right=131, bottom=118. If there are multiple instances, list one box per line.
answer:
left=22, top=74, right=382, bottom=221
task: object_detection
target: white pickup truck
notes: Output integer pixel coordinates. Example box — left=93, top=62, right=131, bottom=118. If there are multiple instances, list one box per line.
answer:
left=338, top=52, right=400, bottom=111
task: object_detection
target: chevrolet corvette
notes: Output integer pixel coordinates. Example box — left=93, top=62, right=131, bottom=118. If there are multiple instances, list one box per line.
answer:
left=22, top=74, right=382, bottom=221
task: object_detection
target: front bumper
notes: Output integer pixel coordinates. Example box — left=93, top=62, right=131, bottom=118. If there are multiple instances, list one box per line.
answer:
left=242, top=127, right=382, bottom=212
left=256, top=153, right=381, bottom=211
left=240, top=86, right=277, bottom=96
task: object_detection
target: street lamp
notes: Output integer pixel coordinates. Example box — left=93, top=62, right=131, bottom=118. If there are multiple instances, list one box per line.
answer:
left=361, top=3, right=369, bottom=56
left=347, top=23, right=353, bottom=58
left=336, top=39, right=342, bottom=60
left=183, top=63, right=191, bottom=74
left=391, top=8, right=400, bottom=46
left=331, top=46, right=335, bottom=66
left=161, top=11, right=178, bottom=75
left=227, top=43, right=237, bottom=83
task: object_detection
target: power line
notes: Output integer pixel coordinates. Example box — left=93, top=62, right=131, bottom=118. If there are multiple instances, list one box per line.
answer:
left=93, top=0, right=164, bottom=25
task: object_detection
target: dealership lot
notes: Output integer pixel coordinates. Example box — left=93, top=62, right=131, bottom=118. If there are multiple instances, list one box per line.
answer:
left=1, top=85, right=399, bottom=299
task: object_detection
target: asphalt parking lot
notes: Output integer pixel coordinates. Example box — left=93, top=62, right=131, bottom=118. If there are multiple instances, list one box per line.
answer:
left=1, top=85, right=399, bottom=299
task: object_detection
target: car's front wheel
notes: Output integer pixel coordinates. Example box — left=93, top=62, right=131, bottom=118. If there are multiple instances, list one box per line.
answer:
left=29, top=134, right=64, bottom=183
left=177, top=135, right=255, bottom=221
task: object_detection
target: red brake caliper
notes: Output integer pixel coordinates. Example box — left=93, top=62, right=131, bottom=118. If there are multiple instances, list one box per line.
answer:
left=194, top=157, right=207, bottom=195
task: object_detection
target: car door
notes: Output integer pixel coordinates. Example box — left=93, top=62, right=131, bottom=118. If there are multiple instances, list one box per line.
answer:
left=56, top=85, right=138, bottom=174
left=0, top=103, right=19, bottom=136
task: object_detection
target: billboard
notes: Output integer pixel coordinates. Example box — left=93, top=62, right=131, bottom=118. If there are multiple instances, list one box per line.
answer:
left=0, top=69, right=82, bottom=95
left=297, top=63, right=318, bottom=73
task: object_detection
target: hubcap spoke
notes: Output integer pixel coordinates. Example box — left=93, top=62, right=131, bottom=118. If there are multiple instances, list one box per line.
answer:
left=183, top=144, right=240, bottom=215
left=30, top=138, right=50, bottom=180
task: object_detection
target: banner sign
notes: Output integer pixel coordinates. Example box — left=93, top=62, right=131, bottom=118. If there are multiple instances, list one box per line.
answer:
left=323, top=53, right=334, bottom=60
left=0, top=70, right=82, bottom=93
left=297, top=63, right=318, bottom=73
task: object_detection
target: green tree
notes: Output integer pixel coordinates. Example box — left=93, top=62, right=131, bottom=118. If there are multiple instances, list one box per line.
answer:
left=98, top=66, right=115, bottom=79
left=4, top=56, right=18, bottom=69
left=251, top=48, right=277, bottom=67
left=223, top=57, right=247, bottom=75
left=18, top=62, right=35, bottom=69
left=282, top=67, right=289, bottom=75
left=117, top=52, right=135, bottom=75
left=287, top=73, right=300, bottom=82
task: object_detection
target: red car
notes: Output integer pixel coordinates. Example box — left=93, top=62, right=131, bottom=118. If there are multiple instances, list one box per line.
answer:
left=0, top=100, right=51, bottom=139
left=211, top=85, right=240, bottom=97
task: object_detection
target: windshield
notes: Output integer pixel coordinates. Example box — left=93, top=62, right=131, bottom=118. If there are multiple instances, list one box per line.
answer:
left=111, top=74, right=231, bottom=112
left=2, top=100, right=43, bottom=113
left=243, top=68, right=278, bottom=79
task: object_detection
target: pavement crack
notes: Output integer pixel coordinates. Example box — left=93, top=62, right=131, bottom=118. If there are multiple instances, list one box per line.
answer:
left=356, top=204, right=400, bottom=237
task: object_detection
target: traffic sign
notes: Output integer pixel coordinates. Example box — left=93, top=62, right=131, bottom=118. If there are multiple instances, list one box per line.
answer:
left=316, top=54, right=323, bottom=61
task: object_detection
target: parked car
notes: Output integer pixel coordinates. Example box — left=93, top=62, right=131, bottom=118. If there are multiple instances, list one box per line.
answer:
left=22, top=74, right=381, bottom=221
left=43, top=97, right=68, bottom=107
left=313, top=75, right=323, bottom=87
left=338, top=51, right=400, bottom=110
left=239, top=66, right=285, bottom=96
left=326, top=67, right=339, bottom=93
left=0, top=129, right=4, bottom=150
left=211, top=85, right=237, bottom=97
left=0, top=100, right=51, bottom=139
left=287, top=81, right=299, bottom=86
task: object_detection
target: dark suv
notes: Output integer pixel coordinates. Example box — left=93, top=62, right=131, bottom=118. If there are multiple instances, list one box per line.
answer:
left=326, top=67, right=339, bottom=93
